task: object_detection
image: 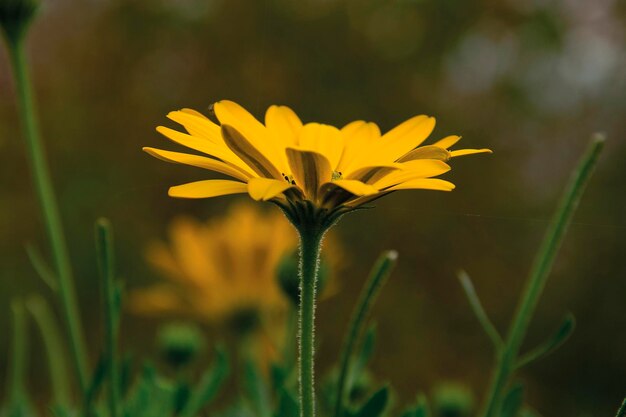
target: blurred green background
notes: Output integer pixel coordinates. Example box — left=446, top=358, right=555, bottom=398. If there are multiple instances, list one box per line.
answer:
left=1, top=0, right=625, bottom=415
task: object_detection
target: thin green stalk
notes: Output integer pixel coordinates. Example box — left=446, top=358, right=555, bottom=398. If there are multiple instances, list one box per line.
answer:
left=26, top=295, right=71, bottom=407
left=96, top=219, right=120, bottom=417
left=615, top=398, right=626, bottom=417
left=333, top=251, right=398, bottom=417
left=480, top=135, right=605, bottom=417
left=9, top=300, right=28, bottom=405
left=297, top=223, right=325, bottom=417
left=6, top=37, right=89, bottom=394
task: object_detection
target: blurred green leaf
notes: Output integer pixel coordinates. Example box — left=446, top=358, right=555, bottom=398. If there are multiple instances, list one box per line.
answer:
left=25, top=295, right=70, bottom=408
left=25, top=243, right=57, bottom=292
left=352, top=386, right=389, bottom=417
left=243, top=358, right=272, bottom=417
left=178, top=346, right=229, bottom=417
left=500, top=383, right=524, bottom=417
left=516, top=314, right=575, bottom=369
left=274, top=387, right=299, bottom=417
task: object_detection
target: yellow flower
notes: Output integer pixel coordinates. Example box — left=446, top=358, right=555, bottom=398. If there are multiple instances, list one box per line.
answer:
left=129, top=204, right=297, bottom=324
left=144, top=101, right=491, bottom=215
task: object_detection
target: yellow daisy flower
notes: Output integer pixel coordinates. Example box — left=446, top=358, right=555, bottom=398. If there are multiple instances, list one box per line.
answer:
left=129, top=204, right=296, bottom=324
left=144, top=100, right=491, bottom=219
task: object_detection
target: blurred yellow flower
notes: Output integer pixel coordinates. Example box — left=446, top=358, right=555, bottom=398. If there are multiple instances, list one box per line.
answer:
left=144, top=100, right=491, bottom=211
left=129, top=204, right=297, bottom=324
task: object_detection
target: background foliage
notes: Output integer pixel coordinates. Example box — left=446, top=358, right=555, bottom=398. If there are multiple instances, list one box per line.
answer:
left=0, top=0, right=624, bottom=415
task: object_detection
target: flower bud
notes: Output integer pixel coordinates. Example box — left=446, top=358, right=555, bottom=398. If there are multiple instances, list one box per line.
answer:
left=0, top=0, right=39, bottom=44
left=432, top=382, right=474, bottom=417
left=157, top=322, right=205, bottom=369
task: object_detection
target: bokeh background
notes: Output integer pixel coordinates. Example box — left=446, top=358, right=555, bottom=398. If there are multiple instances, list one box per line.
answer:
left=1, top=0, right=625, bottom=415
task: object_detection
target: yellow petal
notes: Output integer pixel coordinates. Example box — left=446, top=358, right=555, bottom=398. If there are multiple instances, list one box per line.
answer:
left=374, top=160, right=451, bottom=189
left=265, top=105, right=302, bottom=147
left=338, top=121, right=381, bottom=173
left=298, top=123, right=344, bottom=170
left=377, top=115, right=436, bottom=162
left=388, top=178, right=456, bottom=192
left=143, top=147, right=252, bottom=182
left=213, top=100, right=286, bottom=171
left=156, top=126, right=252, bottom=174
left=450, top=148, right=493, bottom=157
left=167, top=110, right=222, bottom=143
left=322, top=179, right=379, bottom=197
left=286, top=147, right=332, bottom=201
left=221, top=124, right=283, bottom=180
left=397, top=145, right=451, bottom=162
left=168, top=180, right=248, bottom=199
left=247, top=177, right=294, bottom=201
left=432, top=135, right=461, bottom=149
left=345, top=165, right=399, bottom=184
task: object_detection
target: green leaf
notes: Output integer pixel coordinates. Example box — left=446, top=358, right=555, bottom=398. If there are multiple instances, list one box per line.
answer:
left=25, top=243, right=57, bottom=291
left=516, top=313, right=576, bottom=369
left=350, top=324, right=377, bottom=385
left=274, top=387, right=299, bottom=417
left=616, top=398, right=626, bottom=417
left=25, top=295, right=71, bottom=408
left=334, top=251, right=397, bottom=417
left=178, top=346, right=229, bottom=417
left=413, top=394, right=431, bottom=417
left=353, top=386, right=389, bottom=417
left=457, top=270, right=503, bottom=350
left=243, top=358, right=272, bottom=417
left=500, top=383, right=524, bottom=417
left=83, top=356, right=107, bottom=417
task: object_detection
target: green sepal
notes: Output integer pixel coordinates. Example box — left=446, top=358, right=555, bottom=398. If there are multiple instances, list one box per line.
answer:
left=516, top=313, right=575, bottom=369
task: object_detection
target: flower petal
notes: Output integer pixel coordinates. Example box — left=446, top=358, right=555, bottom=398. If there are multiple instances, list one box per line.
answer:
left=221, top=124, right=283, bottom=180
left=213, top=100, right=287, bottom=171
left=286, top=148, right=332, bottom=201
left=374, top=160, right=451, bottom=189
left=265, top=105, right=302, bottom=147
left=323, top=179, right=379, bottom=196
left=166, top=110, right=222, bottom=143
left=397, top=145, right=451, bottom=162
left=388, top=178, right=456, bottom=192
left=298, top=123, right=344, bottom=170
left=450, top=148, right=493, bottom=158
left=345, top=165, right=399, bottom=184
left=377, top=115, right=436, bottom=162
left=247, top=177, right=294, bottom=201
left=338, top=121, right=381, bottom=173
left=156, top=125, right=252, bottom=174
left=143, top=147, right=252, bottom=182
left=432, top=135, right=461, bottom=149
left=168, top=180, right=248, bottom=199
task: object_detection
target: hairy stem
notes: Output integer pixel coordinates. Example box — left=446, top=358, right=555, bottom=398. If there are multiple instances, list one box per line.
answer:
left=297, top=223, right=324, bottom=417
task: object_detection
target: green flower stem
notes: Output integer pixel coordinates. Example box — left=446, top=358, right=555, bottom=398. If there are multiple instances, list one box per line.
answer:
left=26, top=295, right=71, bottom=408
left=96, top=219, right=120, bottom=417
left=297, top=222, right=325, bottom=417
left=6, top=37, right=89, bottom=394
left=9, top=300, right=28, bottom=405
left=333, top=251, right=397, bottom=417
left=480, top=135, right=605, bottom=417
